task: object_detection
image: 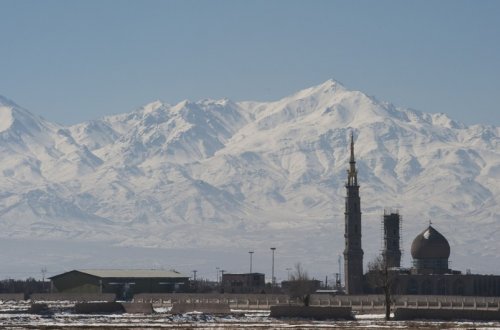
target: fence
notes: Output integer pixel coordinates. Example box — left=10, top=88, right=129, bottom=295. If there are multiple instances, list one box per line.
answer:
left=310, top=294, right=500, bottom=312
left=133, top=293, right=500, bottom=311
left=30, top=293, right=116, bottom=302
left=133, top=293, right=291, bottom=310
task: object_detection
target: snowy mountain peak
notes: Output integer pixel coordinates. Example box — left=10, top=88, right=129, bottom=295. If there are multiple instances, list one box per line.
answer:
left=249, top=79, right=396, bottom=131
left=199, top=98, right=234, bottom=107
left=275, top=79, right=347, bottom=106
left=430, top=112, right=464, bottom=129
left=141, top=100, right=166, bottom=114
left=170, top=99, right=191, bottom=112
left=0, top=97, right=58, bottom=135
left=0, top=81, right=498, bottom=275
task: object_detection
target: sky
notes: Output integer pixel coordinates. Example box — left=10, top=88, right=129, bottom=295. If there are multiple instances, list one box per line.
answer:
left=0, top=0, right=499, bottom=126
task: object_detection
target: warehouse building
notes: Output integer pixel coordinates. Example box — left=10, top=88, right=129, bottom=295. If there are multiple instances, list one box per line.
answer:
left=221, top=273, right=265, bottom=293
left=49, top=269, right=189, bottom=299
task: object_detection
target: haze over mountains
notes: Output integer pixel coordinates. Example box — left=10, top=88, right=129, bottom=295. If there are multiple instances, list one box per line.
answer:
left=0, top=80, right=498, bottom=278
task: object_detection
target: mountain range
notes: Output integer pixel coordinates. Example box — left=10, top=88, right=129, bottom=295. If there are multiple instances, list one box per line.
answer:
left=0, top=80, right=498, bottom=279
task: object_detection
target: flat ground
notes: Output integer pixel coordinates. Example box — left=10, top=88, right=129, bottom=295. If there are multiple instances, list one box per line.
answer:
left=0, top=302, right=499, bottom=329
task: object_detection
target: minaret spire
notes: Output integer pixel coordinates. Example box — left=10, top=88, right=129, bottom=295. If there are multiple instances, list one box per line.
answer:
left=347, top=131, right=358, bottom=186
left=343, top=130, right=364, bottom=294
left=350, top=131, right=355, bottom=162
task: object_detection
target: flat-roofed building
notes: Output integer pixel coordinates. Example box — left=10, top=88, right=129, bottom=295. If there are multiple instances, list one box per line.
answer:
left=221, top=273, right=265, bottom=293
left=49, top=269, right=189, bottom=299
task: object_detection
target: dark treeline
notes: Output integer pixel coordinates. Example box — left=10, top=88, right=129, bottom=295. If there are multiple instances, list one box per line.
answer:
left=0, top=278, right=48, bottom=295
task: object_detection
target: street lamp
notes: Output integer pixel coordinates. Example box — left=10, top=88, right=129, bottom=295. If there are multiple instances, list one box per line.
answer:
left=249, top=251, right=254, bottom=273
left=270, top=247, right=276, bottom=290
left=286, top=267, right=291, bottom=281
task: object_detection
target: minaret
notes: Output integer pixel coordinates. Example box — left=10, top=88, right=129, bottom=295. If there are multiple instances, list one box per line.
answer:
left=343, top=132, right=364, bottom=294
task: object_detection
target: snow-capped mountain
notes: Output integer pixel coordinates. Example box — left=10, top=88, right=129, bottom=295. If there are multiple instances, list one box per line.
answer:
left=0, top=80, right=498, bottom=278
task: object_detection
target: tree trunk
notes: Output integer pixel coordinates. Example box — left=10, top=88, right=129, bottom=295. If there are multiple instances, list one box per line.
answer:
left=384, top=288, right=391, bottom=320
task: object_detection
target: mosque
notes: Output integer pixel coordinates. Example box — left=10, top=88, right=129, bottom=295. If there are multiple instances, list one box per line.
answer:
left=343, top=133, right=500, bottom=296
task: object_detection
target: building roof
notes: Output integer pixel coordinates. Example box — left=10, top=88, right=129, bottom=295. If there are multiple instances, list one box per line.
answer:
left=222, top=273, right=265, bottom=276
left=50, top=269, right=188, bottom=279
left=411, top=225, right=450, bottom=260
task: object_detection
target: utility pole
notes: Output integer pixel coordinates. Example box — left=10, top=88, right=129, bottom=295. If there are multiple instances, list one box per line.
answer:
left=219, top=270, right=226, bottom=293
left=286, top=268, right=291, bottom=281
left=270, top=247, right=276, bottom=291
left=338, top=255, right=342, bottom=289
left=249, top=251, right=254, bottom=273
left=220, top=269, right=225, bottom=284
left=192, top=270, right=198, bottom=292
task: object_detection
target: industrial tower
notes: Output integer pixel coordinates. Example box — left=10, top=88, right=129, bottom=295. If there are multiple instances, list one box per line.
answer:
left=343, top=132, right=364, bottom=294
left=382, top=211, right=402, bottom=268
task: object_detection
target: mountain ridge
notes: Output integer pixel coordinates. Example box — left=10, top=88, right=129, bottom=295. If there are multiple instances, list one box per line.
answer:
left=0, top=80, right=498, bottom=276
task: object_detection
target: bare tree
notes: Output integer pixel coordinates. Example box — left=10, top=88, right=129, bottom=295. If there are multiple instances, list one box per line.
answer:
left=366, top=255, right=396, bottom=320
left=285, top=263, right=318, bottom=306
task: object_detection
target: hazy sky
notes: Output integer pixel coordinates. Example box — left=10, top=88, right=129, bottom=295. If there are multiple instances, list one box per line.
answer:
left=1, top=0, right=499, bottom=125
